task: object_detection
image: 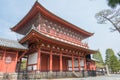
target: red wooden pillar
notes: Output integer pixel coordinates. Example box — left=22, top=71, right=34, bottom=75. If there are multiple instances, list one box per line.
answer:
left=84, top=58, right=86, bottom=70
left=37, top=47, right=41, bottom=71
left=26, top=55, right=28, bottom=71
left=60, top=52, right=62, bottom=72
left=2, top=50, right=6, bottom=72
left=72, top=55, right=74, bottom=72
left=15, top=52, right=18, bottom=72
left=78, top=57, right=80, bottom=71
left=3, top=50, right=6, bottom=61
left=94, top=62, right=96, bottom=70
left=15, top=52, right=18, bottom=61
left=18, top=58, right=22, bottom=72
left=50, top=50, right=52, bottom=72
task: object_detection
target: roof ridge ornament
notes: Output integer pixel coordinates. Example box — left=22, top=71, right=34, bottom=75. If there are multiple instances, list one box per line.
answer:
left=11, top=0, right=94, bottom=38
left=32, top=24, right=36, bottom=29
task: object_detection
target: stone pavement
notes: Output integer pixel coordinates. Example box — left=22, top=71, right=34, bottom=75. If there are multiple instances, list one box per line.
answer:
left=41, top=74, right=120, bottom=80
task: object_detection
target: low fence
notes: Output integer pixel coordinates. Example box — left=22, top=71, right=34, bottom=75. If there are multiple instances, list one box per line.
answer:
left=18, top=71, right=73, bottom=79
left=17, top=70, right=105, bottom=79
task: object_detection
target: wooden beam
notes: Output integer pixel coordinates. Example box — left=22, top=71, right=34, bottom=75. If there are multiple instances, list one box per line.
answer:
left=60, top=52, right=62, bottom=72
left=78, top=57, right=80, bottom=71
left=37, top=47, right=41, bottom=71
left=72, top=55, right=74, bottom=71
left=18, top=51, right=27, bottom=61
left=50, top=50, right=52, bottom=72
left=3, top=49, right=6, bottom=62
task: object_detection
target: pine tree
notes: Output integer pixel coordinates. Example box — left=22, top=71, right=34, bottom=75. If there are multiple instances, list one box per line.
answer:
left=109, top=55, right=120, bottom=73
left=21, top=60, right=27, bottom=70
left=105, top=48, right=120, bottom=73
left=105, top=48, right=114, bottom=68
left=95, top=8, right=120, bottom=33
left=92, top=50, right=104, bottom=68
left=107, top=0, right=120, bottom=8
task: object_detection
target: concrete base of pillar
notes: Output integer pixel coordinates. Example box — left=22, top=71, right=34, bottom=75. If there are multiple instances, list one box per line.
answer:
left=0, top=73, right=18, bottom=80
left=36, top=70, right=41, bottom=74
left=60, top=71, right=62, bottom=73
left=59, top=71, right=63, bottom=78
left=49, top=71, right=53, bottom=73
left=49, top=71, right=53, bottom=78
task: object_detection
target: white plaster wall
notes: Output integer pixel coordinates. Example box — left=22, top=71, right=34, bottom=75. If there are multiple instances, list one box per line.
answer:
left=80, top=59, right=84, bottom=67
left=68, top=60, right=72, bottom=67
left=28, top=52, right=38, bottom=65
left=68, top=60, right=79, bottom=71
left=68, top=60, right=72, bottom=71
left=27, top=65, right=37, bottom=71
left=74, top=60, right=78, bottom=67
left=27, top=66, right=32, bottom=71
left=74, top=60, right=79, bottom=71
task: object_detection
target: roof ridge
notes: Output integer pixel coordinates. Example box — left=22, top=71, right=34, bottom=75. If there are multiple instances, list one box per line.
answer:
left=11, top=1, right=94, bottom=37
left=0, top=37, right=27, bottom=50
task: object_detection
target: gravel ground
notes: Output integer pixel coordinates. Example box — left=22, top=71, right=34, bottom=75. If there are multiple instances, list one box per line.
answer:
left=40, top=74, right=120, bottom=80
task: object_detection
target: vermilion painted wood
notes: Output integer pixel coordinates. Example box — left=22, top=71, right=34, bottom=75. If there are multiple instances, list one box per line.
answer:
left=0, top=50, right=18, bottom=73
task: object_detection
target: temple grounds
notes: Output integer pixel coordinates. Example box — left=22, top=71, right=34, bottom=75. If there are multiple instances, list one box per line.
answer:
left=41, top=74, right=120, bottom=80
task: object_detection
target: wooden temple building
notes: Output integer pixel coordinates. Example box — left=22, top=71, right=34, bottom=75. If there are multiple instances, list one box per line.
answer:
left=0, top=38, right=27, bottom=73
left=0, top=1, right=96, bottom=76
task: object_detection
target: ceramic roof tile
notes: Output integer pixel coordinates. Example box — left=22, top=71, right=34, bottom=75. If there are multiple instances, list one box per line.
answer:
left=0, top=37, right=27, bottom=50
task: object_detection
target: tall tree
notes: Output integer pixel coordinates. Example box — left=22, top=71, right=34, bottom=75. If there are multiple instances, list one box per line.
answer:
left=92, top=50, right=104, bottom=68
left=95, top=8, right=120, bottom=33
left=109, top=55, right=120, bottom=73
left=117, top=51, right=120, bottom=58
left=21, top=60, right=27, bottom=70
left=105, top=48, right=114, bottom=68
left=107, top=0, right=120, bottom=8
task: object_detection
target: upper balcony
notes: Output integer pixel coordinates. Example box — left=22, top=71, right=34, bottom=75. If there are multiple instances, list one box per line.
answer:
left=36, top=25, right=88, bottom=49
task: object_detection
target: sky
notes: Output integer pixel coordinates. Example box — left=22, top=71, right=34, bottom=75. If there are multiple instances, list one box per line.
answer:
left=0, top=0, right=120, bottom=60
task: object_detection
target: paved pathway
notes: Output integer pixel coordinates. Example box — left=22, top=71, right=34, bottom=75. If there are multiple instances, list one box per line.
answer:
left=41, top=74, right=120, bottom=80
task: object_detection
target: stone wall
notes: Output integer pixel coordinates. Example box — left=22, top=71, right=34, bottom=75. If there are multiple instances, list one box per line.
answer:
left=0, top=71, right=104, bottom=79
left=0, top=73, right=18, bottom=80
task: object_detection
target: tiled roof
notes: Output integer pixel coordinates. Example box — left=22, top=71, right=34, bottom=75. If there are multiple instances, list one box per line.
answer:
left=20, top=27, right=96, bottom=53
left=32, top=27, right=88, bottom=49
left=0, top=37, right=27, bottom=50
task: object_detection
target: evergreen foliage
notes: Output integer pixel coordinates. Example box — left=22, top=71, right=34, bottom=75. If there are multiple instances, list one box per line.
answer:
left=105, top=48, right=120, bottom=73
left=92, top=50, right=104, bottom=68
left=21, top=60, right=27, bottom=70
left=109, top=55, right=120, bottom=73
left=95, top=8, right=120, bottom=33
left=105, top=49, right=114, bottom=68
left=108, top=0, right=120, bottom=8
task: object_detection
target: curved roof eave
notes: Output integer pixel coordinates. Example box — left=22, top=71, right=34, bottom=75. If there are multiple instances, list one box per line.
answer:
left=19, top=28, right=96, bottom=54
left=11, top=1, right=94, bottom=37
left=0, top=37, right=28, bottom=51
